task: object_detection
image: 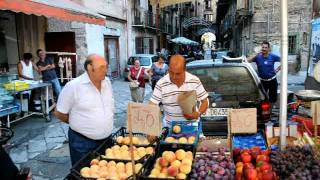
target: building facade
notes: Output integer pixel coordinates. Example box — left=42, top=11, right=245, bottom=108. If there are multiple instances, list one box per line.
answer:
left=216, top=0, right=312, bottom=72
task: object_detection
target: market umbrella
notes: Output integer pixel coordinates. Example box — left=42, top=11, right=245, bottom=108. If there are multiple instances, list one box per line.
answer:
left=170, top=37, right=199, bottom=46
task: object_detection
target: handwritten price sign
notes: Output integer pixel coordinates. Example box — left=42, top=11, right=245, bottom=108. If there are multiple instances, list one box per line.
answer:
left=229, top=108, right=257, bottom=134
left=127, top=102, right=162, bottom=136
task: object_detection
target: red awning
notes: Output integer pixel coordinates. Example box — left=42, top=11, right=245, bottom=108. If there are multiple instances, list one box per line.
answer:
left=0, top=0, right=106, bottom=25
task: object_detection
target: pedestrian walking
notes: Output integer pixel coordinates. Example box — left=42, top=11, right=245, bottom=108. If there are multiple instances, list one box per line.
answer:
left=149, top=55, right=168, bottom=90
left=36, top=49, right=62, bottom=97
left=247, top=41, right=281, bottom=108
left=54, top=54, right=114, bottom=165
left=128, top=58, right=150, bottom=103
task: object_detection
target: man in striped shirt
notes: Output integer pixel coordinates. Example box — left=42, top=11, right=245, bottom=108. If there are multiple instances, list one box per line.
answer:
left=150, top=55, right=209, bottom=126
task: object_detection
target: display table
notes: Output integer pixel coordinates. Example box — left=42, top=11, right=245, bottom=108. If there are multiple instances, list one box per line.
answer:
left=5, top=82, right=55, bottom=127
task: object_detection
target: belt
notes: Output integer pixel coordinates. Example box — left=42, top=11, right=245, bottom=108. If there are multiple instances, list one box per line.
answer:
left=260, top=76, right=277, bottom=81
left=69, top=128, right=105, bottom=143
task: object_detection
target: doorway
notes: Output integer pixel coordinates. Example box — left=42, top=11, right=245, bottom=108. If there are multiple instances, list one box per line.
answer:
left=104, top=36, right=120, bottom=78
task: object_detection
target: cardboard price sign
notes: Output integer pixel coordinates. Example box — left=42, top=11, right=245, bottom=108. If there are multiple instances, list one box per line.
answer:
left=229, top=108, right=257, bottom=134
left=311, top=101, right=320, bottom=125
left=127, top=102, right=162, bottom=136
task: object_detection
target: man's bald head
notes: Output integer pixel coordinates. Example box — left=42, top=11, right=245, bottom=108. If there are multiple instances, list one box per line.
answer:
left=168, top=55, right=186, bottom=87
left=84, top=54, right=108, bottom=82
left=169, top=54, right=186, bottom=70
left=84, top=54, right=107, bottom=71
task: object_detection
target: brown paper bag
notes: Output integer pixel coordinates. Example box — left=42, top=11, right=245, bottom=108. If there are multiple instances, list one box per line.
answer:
left=177, top=90, right=197, bottom=114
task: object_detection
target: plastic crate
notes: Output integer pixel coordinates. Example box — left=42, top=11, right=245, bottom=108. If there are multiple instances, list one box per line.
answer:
left=111, top=127, right=167, bottom=147
left=232, top=131, right=267, bottom=150
left=0, top=103, right=21, bottom=117
left=139, top=145, right=196, bottom=180
left=95, top=136, right=154, bottom=163
left=160, top=120, right=201, bottom=148
left=70, top=151, right=146, bottom=180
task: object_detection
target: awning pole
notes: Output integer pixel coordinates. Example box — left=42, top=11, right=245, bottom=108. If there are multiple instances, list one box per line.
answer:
left=279, top=0, right=288, bottom=150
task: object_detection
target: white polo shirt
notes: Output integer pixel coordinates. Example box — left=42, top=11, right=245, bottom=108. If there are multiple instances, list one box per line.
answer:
left=150, top=72, right=208, bottom=125
left=57, top=73, right=114, bottom=140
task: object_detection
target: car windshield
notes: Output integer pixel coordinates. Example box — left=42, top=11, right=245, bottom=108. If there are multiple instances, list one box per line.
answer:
left=189, top=66, right=263, bottom=101
left=215, top=51, right=228, bottom=59
left=127, top=57, right=151, bottom=66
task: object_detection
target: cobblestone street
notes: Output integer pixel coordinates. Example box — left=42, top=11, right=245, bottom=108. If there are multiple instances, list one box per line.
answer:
left=7, top=79, right=152, bottom=180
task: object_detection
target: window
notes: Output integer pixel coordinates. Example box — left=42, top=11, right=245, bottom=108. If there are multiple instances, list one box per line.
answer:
left=188, top=66, right=261, bottom=101
left=135, top=37, right=154, bottom=54
left=204, top=14, right=214, bottom=21
left=205, top=0, right=212, bottom=9
left=288, top=35, right=297, bottom=54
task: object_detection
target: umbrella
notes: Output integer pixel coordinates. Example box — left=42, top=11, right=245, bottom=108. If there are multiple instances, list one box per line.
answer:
left=170, top=37, right=199, bottom=46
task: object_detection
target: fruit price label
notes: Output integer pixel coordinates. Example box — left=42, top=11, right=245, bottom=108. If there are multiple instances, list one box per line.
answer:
left=311, top=101, right=320, bottom=125
left=229, top=108, right=257, bottom=134
left=127, top=102, right=162, bottom=136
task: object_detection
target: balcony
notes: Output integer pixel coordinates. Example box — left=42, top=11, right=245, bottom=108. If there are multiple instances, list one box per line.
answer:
left=236, top=0, right=253, bottom=18
left=132, top=10, right=157, bottom=31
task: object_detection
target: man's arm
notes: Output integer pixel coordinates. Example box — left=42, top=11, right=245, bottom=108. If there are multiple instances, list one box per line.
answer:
left=246, top=54, right=257, bottom=63
left=17, top=63, right=33, bottom=80
left=53, top=110, right=69, bottom=123
left=38, top=64, right=50, bottom=72
left=32, top=62, right=40, bottom=74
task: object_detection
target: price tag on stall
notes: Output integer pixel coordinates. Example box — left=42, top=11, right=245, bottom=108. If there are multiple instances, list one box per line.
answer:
left=127, top=102, right=162, bottom=136
left=229, top=108, right=257, bottom=134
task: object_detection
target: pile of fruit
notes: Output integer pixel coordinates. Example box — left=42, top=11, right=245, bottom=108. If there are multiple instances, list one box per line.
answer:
left=164, top=125, right=196, bottom=144
left=190, top=148, right=235, bottom=180
left=116, top=136, right=150, bottom=146
left=233, top=147, right=277, bottom=180
left=80, top=159, right=142, bottom=179
left=270, top=145, right=320, bottom=179
left=147, top=149, right=193, bottom=179
left=103, top=145, right=154, bottom=160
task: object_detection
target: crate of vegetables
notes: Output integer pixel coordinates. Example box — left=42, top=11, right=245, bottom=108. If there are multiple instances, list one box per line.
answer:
left=160, top=120, right=201, bottom=148
left=140, top=145, right=196, bottom=179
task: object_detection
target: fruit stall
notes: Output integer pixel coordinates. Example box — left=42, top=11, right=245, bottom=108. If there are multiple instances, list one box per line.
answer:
left=65, top=102, right=320, bottom=180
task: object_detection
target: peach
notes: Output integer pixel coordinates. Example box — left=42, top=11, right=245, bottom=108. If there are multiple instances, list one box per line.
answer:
left=90, top=173, right=99, bottom=178
left=116, top=162, right=125, bottom=170
left=182, top=158, right=193, bottom=166
left=146, top=147, right=154, bottom=154
left=188, top=136, right=196, bottom=144
left=164, top=151, right=176, bottom=163
left=142, top=139, right=149, bottom=145
left=118, top=173, right=128, bottom=180
left=90, top=159, right=99, bottom=166
left=178, top=137, right=188, bottom=144
left=161, top=167, right=168, bottom=175
left=150, top=168, right=160, bottom=176
left=98, top=160, right=108, bottom=167
left=179, top=164, right=191, bottom=174
left=132, top=137, right=139, bottom=144
left=159, top=157, right=169, bottom=167
left=80, top=167, right=90, bottom=177
left=171, top=160, right=181, bottom=168
left=165, top=137, right=176, bottom=143
left=135, top=163, right=143, bottom=173
left=120, top=145, right=129, bottom=151
left=173, top=125, right=181, bottom=134
left=154, top=162, right=162, bottom=170
left=108, top=166, right=117, bottom=173
left=90, top=164, right=100, bottom=171
left=123, top=137, right=130, bottom=145
left=108, top=161, right=116, bottom=167
left=99, top=170, right=108, bottom=178
left=185, top=151, right=193, bottom=160
left=158, top=173, right=167, bottom=178
left=116, top=136, right=123, bottom=144
left=175, top=149, right=186, bottom=160
left=112, top=145, right=120, bottom=151
left=167, top=165, right=179, bottom=177
left=177, top=173, right=187, bottom=179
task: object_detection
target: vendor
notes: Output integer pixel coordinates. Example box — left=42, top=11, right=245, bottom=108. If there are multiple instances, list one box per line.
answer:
left=54, top=54, right=114, bottom=165
left=17, top=53, right=39, bottom=80
left=149, top=54, right=209, bottom=126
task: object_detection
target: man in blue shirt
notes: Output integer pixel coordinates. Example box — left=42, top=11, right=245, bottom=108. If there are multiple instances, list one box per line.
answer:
left=248, top=41, right=280, bottom=104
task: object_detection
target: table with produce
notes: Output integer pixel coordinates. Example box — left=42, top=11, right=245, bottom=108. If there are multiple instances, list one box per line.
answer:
left=66, top=102, right=320, bottom=180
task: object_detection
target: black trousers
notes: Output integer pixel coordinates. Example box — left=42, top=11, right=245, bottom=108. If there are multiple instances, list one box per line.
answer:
left=261, top=78, right=278, bottom=103
left=0, top=146, right=19, bottom=180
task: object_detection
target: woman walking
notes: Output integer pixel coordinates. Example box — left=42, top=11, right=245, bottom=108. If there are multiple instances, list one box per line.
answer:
left=128, top=59, right=149, bottom=102
left=150, top=55, right=168, bottom=90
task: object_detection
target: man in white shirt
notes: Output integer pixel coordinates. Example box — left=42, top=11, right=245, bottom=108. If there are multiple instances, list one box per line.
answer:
left=54, top=54, right=114, bottom=165
left=150, top=54, right=209, bottom=126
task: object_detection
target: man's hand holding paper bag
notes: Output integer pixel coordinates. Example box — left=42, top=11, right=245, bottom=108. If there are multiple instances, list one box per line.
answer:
left=177, top=90, right=201, bottom=120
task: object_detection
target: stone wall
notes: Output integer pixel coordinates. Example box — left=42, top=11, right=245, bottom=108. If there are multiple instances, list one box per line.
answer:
left=47, top=18, right=88, bottom=75
left=233, top=0, right=312, bottom=73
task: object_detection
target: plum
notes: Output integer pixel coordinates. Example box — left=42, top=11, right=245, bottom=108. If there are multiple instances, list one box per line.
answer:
left=214, top=173, right=222, bottom=180
left=217, top=168, right=225, bottom=175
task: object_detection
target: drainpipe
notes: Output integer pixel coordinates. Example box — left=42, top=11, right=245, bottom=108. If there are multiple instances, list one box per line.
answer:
left=267, top=12, right=270, bottom=41
left=279, top=0, right=288, bottom=150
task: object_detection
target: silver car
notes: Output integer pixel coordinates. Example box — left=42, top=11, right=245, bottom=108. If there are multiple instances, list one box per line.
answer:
left=123, top=54, right=158, bottom=80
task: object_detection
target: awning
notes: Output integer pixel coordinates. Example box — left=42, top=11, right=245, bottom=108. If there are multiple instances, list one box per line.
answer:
left=0, top=0, right=106, bottom=25
left=150, top=0, right=192, bottom=8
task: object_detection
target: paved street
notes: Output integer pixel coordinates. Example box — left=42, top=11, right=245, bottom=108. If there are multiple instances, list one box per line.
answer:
left=7, top=79, right=153, bottom=180
left=6, top=72, right=304, bottom=180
